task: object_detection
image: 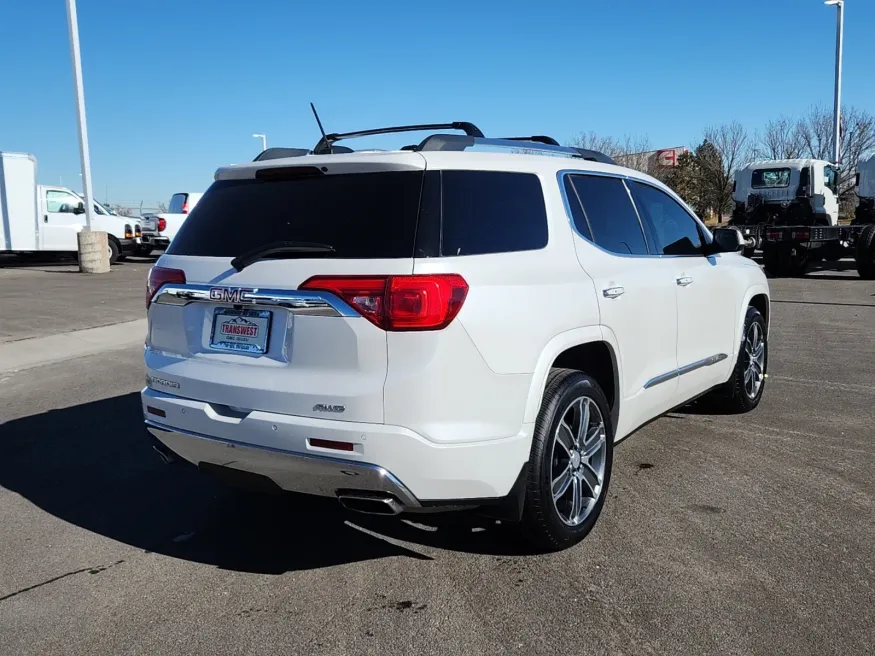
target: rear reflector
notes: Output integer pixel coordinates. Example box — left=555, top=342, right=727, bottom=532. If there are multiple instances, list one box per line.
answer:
left=300, top=274, right=468, bottom=331
left=309, top=438, right=355, bottom=452
left=147, top=266, right=186, bottom=308
left=146, top=406, right=166, bottom=418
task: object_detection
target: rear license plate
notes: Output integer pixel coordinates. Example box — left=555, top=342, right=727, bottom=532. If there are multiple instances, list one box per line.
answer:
left=210, top=308, right=272, bottom=354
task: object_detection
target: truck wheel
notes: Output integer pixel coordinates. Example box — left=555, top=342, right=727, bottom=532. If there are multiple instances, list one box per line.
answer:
left=706, top=306, right=767, bottom=414
left=762, top=244, right=807, bottom=277
left=855, top=224, right=875, bottom=280
left=743, top=246, right=756, bottom=259
left=107, top=238, right=120, bottom=265
left=520, top=368, right=613, bottom=552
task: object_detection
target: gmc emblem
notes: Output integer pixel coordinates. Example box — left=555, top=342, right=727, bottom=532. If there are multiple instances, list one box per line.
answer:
left=209, top=287, right=254, bottom=304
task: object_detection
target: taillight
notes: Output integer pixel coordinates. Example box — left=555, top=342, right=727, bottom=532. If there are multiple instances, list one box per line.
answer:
left=157, top=217, right=167, bottom=232
left=125, top=224, right=133, bottom=239
left=135, top=225, right=142, bottom=237
left=182, top=202, right=189, bottom=214
left=300, top=274, right=468, bottom=331
left=147, top=266, right=186, bottom=308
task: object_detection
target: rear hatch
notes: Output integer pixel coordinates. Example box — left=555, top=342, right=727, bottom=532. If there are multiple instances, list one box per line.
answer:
left=146, top=153, right=428, bottom=423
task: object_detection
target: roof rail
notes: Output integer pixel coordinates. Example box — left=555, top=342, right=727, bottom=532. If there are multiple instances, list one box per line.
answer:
left=313, top=122, right=484, bottom=154
left=500, top=136, right=561, bottom=146
left=415, top=134, right=616, bottom=164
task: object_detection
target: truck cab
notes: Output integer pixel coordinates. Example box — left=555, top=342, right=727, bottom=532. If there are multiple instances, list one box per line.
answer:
left=140, top=192, right=204, bottom=252
left=732, top=159, right=840, bottom=228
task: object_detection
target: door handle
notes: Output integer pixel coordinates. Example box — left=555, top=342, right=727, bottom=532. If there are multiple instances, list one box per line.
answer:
left=676, top=276, right=694, bottom=287
left=44, top=215, right=48, bottom=223
left=603, top=286, right=625, bottom=298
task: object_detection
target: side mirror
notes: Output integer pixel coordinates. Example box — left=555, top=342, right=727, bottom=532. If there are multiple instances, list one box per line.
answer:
left=710, top=227, right=745, bottom=254
left=73, top=201, right=86, bottom=215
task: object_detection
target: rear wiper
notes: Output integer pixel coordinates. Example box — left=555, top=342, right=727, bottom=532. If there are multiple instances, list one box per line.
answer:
left=230, top=241, right=335, bottom=271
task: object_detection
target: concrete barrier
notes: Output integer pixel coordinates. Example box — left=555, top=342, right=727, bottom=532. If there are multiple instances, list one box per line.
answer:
left=77, top=230, right=110, bottom=273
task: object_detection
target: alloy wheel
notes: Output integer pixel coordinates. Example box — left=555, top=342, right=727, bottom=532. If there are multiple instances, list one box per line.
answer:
left=743, top=322, right=765, bottom=399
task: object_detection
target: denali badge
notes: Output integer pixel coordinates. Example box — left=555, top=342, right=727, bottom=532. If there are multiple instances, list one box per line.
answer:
left=146, top=375, right=180, bottom=389
left=209, top=287, right=254, bottom=304
left=313, top=404, right=345, bottom=413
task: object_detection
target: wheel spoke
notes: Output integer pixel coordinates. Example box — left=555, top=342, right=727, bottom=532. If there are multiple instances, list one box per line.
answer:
left=569, top=477, right=583, bottom=521
left=753, top=343, right=765, bottom=360
left=552, top=465, right=573, bottom=501
left=752, top=360, right=763, bottom=375
left=579, top=464, right=601, bottom=497
left=583, top=428, right=605, bottom=458
left=744, top=368, right=753, bottom=385
left=555, top=421, right=574, bottom=456
left=576, top=398, right=590, bottom=447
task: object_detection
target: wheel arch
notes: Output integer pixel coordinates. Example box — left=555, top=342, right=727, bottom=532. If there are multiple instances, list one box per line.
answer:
left=523, top=327, right=621, bottom=431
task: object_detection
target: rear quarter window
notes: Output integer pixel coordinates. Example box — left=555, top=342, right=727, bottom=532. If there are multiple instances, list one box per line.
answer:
left=439, top=170, right=548, bottom=256
left=168, top=193, right=188, bottom=213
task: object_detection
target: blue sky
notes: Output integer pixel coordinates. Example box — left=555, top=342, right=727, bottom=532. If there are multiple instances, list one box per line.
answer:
left=1, top=0, right=873, bottom=205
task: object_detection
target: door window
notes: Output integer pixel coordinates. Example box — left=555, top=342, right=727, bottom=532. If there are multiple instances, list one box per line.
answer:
left=45, top=190, right=82, bottom=213
left=824, top=165, right=838, bottom=194
left=628, top=181, right=706, bottom=256
left=568, top=175, right=648, bottom=255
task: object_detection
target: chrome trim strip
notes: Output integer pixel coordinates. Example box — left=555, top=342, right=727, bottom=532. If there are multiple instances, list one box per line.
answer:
left=145, top=419, right=421, bottom=507
left=153, top=283, right=358, bottom=317
left=677, top=353, right=728, bottom=376
left=643, top=353, right=729, bottom=389
left=643, top=370, right=679, bottom=389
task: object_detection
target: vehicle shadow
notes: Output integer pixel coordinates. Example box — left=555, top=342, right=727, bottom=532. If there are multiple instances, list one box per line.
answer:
left=0, top=393, right=530, bottom=574
left=0, top=253, right=160, bottom=269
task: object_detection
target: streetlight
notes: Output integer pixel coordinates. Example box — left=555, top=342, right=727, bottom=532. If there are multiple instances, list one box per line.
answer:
left=65, top=0, right=108, bottom=272
left=825, top=0, right=844, bottom=166
left=253, top=133, right=267, bottom=152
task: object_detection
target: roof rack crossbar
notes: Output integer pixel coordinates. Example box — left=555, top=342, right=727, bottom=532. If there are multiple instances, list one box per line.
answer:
left=314, top=122, right=483, bottom=154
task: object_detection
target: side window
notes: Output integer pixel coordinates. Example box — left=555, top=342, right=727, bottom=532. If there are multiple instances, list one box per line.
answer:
left=45, top=190, right=80, bottom=213
left=168, top=194, right=187, bottom=213
left=563, top=175, right=592, bottom=241
left=569, top=175, right=648, bottom=255
left=628, top=181, right=704, bottom=256
left=440, top=171, right=548, bottom=256
left=824, top=165, right=837, bottom=194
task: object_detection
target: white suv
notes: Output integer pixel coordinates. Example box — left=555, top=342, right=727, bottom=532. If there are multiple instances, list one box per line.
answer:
left=142, top=124, right=770, bottom=551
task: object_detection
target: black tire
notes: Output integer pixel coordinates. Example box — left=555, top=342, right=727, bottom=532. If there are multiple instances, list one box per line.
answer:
left=743, top=246, right=756, bottom=259
left=108, top=238, right=120, bottom=265
left=707, top=306, right=767, bottom=414
left=854, top=224, right=875, bottom=280
left=762, top=244, right=808, bottom=277
left=520, top=368, right=613, bottom=552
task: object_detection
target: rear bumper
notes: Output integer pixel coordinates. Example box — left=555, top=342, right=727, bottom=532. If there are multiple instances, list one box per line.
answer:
left=140, top=233, right=170, bottom=248
left=119, top=238, right=139, bottom=252
left=146, top=420, right=421, bottom=506
left=141, top=387, right=532, bottom=506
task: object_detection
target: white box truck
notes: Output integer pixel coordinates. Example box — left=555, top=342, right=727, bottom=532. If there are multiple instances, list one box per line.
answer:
left=0, top=152, right=143, bottom=264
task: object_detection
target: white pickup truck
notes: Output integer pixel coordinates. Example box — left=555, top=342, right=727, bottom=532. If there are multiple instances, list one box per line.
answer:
left=139, top=192, right=203, bottom=254
left=0, top=151, right=142, bottom=264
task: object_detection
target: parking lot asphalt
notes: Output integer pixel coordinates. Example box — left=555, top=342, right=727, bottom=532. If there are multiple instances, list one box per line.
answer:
left=0, top=258, right=873, bottom=655
left=0, top=254, right=155, bottom=343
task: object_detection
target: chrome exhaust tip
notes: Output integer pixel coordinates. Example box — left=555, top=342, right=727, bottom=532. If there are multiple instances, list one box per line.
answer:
left=337, top=493, right=403, bottom=516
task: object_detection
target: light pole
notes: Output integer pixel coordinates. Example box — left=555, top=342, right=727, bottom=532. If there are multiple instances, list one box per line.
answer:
left=825, top=0, right=844, bottom=167
left=253, top=133, right=267, bottom=152
left=66, top=0, right=108, bottom=272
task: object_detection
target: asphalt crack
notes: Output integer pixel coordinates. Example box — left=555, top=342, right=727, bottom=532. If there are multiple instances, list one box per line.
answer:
left=0, top=559, right=124, bottom=603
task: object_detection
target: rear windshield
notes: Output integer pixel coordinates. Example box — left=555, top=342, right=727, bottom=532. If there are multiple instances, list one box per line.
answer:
left=167, top=171, right=424, bottom=259
left=751, top=168, right=791, bottom=189
left=168, top=193, right=188, bottom=213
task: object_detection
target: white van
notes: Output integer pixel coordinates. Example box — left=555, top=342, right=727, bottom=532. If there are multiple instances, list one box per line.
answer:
left=0, top=152, right=141, bottom=264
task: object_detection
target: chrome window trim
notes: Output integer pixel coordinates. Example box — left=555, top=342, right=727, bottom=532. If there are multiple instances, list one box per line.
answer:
left=556, top=169, right=714, bottom=259
left=152, top=283, right=359, bottom=317
left=643, top=353, right=729, bottom=389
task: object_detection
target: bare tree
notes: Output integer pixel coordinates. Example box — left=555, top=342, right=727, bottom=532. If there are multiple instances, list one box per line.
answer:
left=796, top=105, right=875, bottom=192
left=753, top=116, right=803, bottom=160
left=569, top=132, right=652, bottom=173
left=698, top=121, right=750, bottom=223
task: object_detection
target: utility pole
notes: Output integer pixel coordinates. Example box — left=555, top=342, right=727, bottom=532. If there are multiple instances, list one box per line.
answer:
left=826, top=0, right=845, bottom=166
left=66, top=0, right=108, bottom=272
